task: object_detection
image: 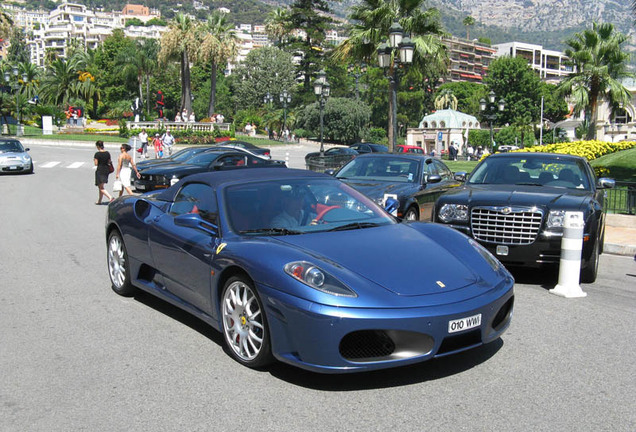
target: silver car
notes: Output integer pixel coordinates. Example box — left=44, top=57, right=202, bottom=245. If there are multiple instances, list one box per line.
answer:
left=0, top=139, right=33, bottom=174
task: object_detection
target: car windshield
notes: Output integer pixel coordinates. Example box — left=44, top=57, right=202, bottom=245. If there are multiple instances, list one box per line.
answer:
left=0, top=141, right=24, bottom=153
left=224, top=178, right=396, bottom=235
left=468, top=155, right=592, bottom=190
left=337, top=156, right=419, bottom=183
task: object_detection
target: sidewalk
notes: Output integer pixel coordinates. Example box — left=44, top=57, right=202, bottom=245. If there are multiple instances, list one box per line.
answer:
left=604, top=214, right=636, bottom=257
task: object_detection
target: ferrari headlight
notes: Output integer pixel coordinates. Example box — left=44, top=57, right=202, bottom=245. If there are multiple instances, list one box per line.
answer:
left=469, top=239, right=502, bottom=272
left=284, top=261, right=357, bottom=297
left=438, top=204, right=469, bottom=223
left=547, top=210, right=565, bottom=228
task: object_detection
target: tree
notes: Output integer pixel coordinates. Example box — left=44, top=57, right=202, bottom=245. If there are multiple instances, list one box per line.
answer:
left=39, top=56, right=82, bottom=105
left=230, top=46, right=296, bottom=111
left=558, top=22, right=634, bottom=140
left=333, top=0, right=447, bottom=150
left=434, top=82, right=485, bottom=116
left=484, top=56, right=543, bottom=128
left=265, top=7, right=291, bottom=46
left=0, top=11, right=12, bottom=41
left=7, top=28, right=30, bottom=64
left=199, top=12, right=238, bottom=117
left=114, top=39, right=158, bottom=117
left=463, top=16, right=475, bottom=40
left=296, top=97, right=372, bottom=144
left=159, top=13, right=198, bottom=115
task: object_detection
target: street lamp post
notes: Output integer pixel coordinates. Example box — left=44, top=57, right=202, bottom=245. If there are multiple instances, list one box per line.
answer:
left=479, top=90, right=505, bottom=151
left=279, top=89, right=291, bottom=139
left=377, top=21, right=415, bottom=152
left=313, top=70, right=330, bottom=156
left=4, top=67, right=27, bottom=137
left=347, top=63, right=367, bottom=100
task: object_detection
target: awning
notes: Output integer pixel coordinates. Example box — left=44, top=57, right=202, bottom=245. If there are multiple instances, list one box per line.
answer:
left=460, top=73, right=483, bottom=80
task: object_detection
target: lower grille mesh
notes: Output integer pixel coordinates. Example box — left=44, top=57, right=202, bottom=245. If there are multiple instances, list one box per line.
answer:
left=471, top=207, right=542, bottom=245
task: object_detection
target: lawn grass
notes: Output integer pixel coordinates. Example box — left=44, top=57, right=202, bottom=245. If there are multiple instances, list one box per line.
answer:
left=9, top=125, right=127, bottom=143
left=589, top=147, right=636, bottom=182
left=443, top=159, right=479, bottom=174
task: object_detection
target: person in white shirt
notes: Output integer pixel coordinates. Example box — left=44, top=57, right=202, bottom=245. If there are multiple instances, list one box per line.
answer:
left=189, top=112, right=195, bottom=122
left=138, top=129, right=148, bottom=158
left=271, top=189, right=315, bottom=229
left=161, top=130, right=175, bottom=156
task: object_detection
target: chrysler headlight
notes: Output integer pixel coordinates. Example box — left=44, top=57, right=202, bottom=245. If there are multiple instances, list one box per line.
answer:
left=547, top=210, right=566, bottom=228
left=284, top=261, right=357, bottom=297
left=438, top=204, right=469, bottom=223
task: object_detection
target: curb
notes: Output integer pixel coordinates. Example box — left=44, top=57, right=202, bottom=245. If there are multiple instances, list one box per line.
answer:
left=604, top=243, right=636, bottom=257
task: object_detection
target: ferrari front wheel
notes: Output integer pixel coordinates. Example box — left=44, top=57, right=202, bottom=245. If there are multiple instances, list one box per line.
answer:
left=221, top=276, right=273, bottom=368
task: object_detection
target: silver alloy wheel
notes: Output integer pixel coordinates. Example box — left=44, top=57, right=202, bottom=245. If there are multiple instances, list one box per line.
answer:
left=108, top=234, right=126, bottom=289
left=222, top=280, right=265, bottom=362
left=405, top=208, right=418, bottom=221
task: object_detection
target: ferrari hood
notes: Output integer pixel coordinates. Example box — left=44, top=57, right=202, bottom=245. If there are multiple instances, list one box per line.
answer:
left=274, top=224, right=479, bottom=296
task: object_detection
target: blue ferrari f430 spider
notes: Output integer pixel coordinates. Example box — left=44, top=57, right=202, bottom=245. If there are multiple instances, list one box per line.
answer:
left=106, top=169, right=514, bottom=373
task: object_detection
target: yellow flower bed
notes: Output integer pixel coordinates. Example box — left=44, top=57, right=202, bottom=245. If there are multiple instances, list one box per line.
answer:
left=511, top=140, right=636, bottom=161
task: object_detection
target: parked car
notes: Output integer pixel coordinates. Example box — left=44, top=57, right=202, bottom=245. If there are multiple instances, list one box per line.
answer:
left=0, top=139, right=33, bottom=174
left=396, top=144, right=425, bottom=154
left=305, top=146, right=358, bottom=172
left=135, top=146, right=216, bottom=169
left=106, top=168, right=514, bottom=373
left=134, top=149, right=285, bottom=192
left=215, top=141, right=271, bottom=159
left=349, top=142, right=388, bottom=154
left=334, top=154, right=461, bottom=221
left=434, top=152, right=615, bottom=283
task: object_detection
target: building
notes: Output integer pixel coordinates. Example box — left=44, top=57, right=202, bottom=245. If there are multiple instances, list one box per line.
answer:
left=121, top=4, right=160, bottom=23
left=493, top=41, right=573, bottom=82
left=406, top=109, right=481, bottom=155
left=442, top=36, right=496, bottom=83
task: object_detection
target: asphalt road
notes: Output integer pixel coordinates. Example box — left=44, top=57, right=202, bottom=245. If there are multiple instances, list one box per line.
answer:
left=1, top=142, right=635, bottom=432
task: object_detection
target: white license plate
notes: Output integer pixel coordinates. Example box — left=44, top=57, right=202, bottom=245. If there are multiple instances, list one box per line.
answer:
left=8, top=166, right=19, bottom=170
left=137, top=184, right=146, bottom=190
left=448, top=313, right=482, bottom=334
left=496, top=245, right=509, bottom=256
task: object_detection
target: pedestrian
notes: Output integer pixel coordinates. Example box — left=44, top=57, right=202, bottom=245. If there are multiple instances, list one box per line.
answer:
left=153, top=133, right=163, bottom=159
left=216, top=113, right=224, bottom=124
left=182, top=109, right=189, bottom=123
left=115, top=143, right=141, bottom=197
left=175, top=112, right=182, bottom=122
left=189, top=111, right=195, bottom=122
left=138, top=128, right=148, bottom=158
left=161, top=130, right=175, bottom=156
left=467, top=145, right=474, bottom=161
left=94, top=140, right=114, bottom=205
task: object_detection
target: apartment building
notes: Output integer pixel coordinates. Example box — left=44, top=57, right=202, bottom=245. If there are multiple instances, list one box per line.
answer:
left=442, top=36, right=496, bottom=83
left=493, top=41, right=573, bottom=82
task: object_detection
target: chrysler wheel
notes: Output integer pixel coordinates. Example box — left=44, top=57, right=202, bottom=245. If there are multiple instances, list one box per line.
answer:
left=107, top=231, right=135, bottom=296
left=581, top=237, right=599, bottom=284
left=221, top=276, right=272, bottom=368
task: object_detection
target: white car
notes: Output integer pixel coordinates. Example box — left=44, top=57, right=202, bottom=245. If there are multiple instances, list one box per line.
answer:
left=0, top=139, right=33, bottom=174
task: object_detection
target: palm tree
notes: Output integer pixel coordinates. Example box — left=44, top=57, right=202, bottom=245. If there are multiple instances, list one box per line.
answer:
left=115, top=39, right=158, bottom=117
left=199, top=12, right=238, bottom=117
left=333, top=0, right=447, bottom=151
left=39, top=56, right=81, bottom=105
left=558, top=22, right=634, bottom=140
left=18, top=62, right=40, bottom=100
left=463, top=16, right=475, bottom=40
left=265, top=7, right=290, bottom=46
left=159, top=13, right=198, bottom=115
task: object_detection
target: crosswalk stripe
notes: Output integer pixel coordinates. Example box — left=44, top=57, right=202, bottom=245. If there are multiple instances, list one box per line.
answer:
left=40, top=161, right=61, bottom=168
left=67, top=162, right=84, bottom=169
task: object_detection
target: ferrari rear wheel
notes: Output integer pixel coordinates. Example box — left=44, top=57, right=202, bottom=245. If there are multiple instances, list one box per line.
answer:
left=107, top=231, right=136, bottom=296
left=221, top=276, right=272, bottom=368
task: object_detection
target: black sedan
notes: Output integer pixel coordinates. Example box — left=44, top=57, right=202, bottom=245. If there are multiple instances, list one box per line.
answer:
left=349, top=143, right=388, bottom=154
left=434, top=152, right=615, bottom=283
left=135, top=146, right=216, bottom=169
left=334, top=154, right=461, bottom=221
left=215, top=141, right=271, bottom=159
left=134, top=149, right=286, bottom=192
left=305, top=146, right=358, bottom=172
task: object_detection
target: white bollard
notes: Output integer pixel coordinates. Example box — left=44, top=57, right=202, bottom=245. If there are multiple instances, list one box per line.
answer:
left=550, top=211, right=587, bottom=298
left=286, top=151, right=289, bottom=167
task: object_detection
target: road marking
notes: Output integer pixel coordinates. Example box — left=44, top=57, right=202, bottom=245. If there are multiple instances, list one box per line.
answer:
left=40, top=161, right=61, bottom=168
left=67, top=162, right=84, bottom=169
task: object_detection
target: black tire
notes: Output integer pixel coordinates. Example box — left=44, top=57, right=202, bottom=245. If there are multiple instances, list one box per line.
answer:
left=107, top=230, right=136, bottom=296
left=581, top=237, right=599, bottom=284
left=221, top=276, right=273, bottom=368
left=404, top=206, right=418, bottom=222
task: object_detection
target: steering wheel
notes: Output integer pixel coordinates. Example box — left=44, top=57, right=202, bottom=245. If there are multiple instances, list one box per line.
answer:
left=310, top=205, right=339, bottom=225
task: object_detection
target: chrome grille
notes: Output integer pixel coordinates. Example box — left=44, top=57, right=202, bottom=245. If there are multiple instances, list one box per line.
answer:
left=471, top=207, right=543, bottom=245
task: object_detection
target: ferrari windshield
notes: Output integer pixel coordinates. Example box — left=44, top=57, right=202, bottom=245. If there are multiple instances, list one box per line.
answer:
left=468, top=155, right=592, bottom=190
left=224, top=178, right=396, bottom=235
left=336, top=156, right=419, bottom=183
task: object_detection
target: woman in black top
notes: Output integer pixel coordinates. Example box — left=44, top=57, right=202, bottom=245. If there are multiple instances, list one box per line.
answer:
left=94, top=140, right=114, bottom=204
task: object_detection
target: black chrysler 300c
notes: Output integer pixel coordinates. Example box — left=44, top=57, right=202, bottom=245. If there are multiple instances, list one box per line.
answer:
left=434, top=152, right=615, bottom=283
